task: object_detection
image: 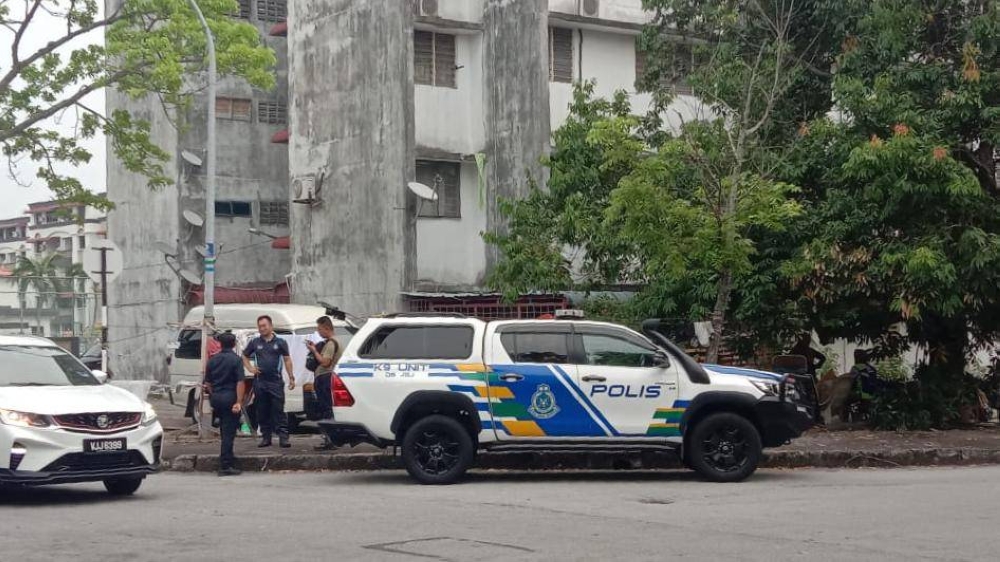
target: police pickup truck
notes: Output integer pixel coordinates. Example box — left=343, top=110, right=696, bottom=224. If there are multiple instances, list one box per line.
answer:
left=321, top=314, right=812, bottom=484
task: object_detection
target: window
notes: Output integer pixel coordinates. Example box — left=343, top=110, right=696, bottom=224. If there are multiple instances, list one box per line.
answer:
left=231, top=0, right=251, bottom=19
left=175, top=329, right=201, bottom=360
left=359, top=325, right=474, bottom=360
left=259, top=200, right=289, bottom=226
left=580, top=332, right=661, bottom=368
left=258, top=101, right=288, bottom=125
left=500, top=332, right=571, bottom=364
left=636, top=41, right=697, bottom=95
left=414, top=30, right=457, bottom=88
left=78, top=235, right=86, bottom=249
left=215, top=200, right=253, bottom=218
left=415, top=160, right=461, bottom=218
left=549, top=27, right=573, bottom=83
left=216, top=97, right=252, bottom=121
left=257, top=0, right=287, bottom=22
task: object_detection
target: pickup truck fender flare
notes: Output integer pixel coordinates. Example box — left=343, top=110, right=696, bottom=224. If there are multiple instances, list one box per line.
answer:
left=680, top=391, right=760, bottom=435
left=390, top=390, right=483, bottom=437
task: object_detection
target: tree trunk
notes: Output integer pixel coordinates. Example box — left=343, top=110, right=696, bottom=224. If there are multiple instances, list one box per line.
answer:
left=706, top=270, right=734, bottom=364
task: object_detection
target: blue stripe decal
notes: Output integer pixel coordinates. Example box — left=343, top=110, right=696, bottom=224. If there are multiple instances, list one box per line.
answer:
left=551, top=365, right=619, bottom=437
left=337, top=373, right=374, bottom=378
left=475, top=403, right=491, bottom=412
left=446, top=385, right=481, bottom=394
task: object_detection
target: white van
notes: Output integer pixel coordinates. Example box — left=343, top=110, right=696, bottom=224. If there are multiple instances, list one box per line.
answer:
left=168, top=304, right=358, bottom=431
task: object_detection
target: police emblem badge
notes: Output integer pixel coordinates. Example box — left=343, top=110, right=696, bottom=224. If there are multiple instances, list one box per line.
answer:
left=528, top=384, right=560, bottom=419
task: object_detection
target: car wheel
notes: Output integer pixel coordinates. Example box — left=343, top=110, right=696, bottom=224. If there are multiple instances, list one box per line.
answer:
left=688, top=412, right=762, bottom=483
left=401, top=415, right=474, bottom=485
left=103, top=477, right=143, bottom=496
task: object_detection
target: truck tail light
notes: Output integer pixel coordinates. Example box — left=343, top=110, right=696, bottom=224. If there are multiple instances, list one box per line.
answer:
left=332, top=374, right=354, bottom=407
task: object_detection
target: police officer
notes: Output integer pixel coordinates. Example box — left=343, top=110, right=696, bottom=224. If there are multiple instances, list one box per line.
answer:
left=204, top=332, right=245, bottom=476
left=242, top=315, right=295, bottom=448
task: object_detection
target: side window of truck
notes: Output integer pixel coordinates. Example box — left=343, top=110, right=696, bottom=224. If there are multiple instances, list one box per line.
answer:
left=579, top=332, right=660, bottom=368
left=499, top=331, right=571, bottom=364
left=359, top=325, right=473, bottom=360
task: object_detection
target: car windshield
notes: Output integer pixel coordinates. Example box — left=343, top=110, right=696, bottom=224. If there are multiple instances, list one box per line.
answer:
left=0, top=345, right=100, bottom=387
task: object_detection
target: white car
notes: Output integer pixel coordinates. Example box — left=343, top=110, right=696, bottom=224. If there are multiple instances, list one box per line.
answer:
left=0, top=336, right=163, bottom=495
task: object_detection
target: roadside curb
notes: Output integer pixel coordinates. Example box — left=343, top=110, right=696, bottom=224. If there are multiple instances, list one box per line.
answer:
left=163, top=447, right=1000, bottom=473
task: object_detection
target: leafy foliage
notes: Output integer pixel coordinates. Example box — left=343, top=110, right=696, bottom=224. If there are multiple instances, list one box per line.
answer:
left=1, top=0, right=276, bottom=207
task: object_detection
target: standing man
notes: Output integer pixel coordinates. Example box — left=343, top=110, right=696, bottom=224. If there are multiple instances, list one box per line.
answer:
left=308, top=316, right=342, bottom=451
left=243, top=315, right=295, bottom=448
left=204, top=332, right=245, bottom=476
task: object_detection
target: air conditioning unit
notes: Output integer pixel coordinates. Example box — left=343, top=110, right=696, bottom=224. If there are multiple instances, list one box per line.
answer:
left=415, top=0, right=439, bottom=17
left=579, top=0, right=600, bottom=18
left=292, top=175, right=318, bottom=206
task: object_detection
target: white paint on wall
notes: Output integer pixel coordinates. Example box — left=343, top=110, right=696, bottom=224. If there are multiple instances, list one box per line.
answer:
left=415, top=163, right=488, bottom=287
left=415, top=34, right=485, bottom=154
left=549, top=0, right=649, bottom=24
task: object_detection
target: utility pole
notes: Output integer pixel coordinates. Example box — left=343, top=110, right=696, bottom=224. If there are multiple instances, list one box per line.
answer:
left=187, top=0, right=217, bottom=439
left=98, top=246, right=110, bottom=373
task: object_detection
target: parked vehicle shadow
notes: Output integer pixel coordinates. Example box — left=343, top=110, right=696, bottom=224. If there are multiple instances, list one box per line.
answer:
left=0, top=484, right=151, bottom=507
left=337, top=468, right=802, bottom=486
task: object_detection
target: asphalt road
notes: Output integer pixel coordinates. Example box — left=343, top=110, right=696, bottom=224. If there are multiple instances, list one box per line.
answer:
left=2, top=466, right=998, bottom=562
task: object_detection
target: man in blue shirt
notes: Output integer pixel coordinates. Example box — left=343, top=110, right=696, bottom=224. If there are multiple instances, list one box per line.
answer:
left=204, top=332, right=246, bottom=475
left=242, top=315, right=295, bottom=448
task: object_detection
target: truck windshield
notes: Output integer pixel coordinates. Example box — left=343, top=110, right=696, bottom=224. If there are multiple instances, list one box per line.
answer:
left=0, top=345, right=100, bottom=387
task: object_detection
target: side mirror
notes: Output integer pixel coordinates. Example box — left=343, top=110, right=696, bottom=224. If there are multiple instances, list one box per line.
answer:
left=91, top=370, right=109, bottom=384
left=653, top=352, right=672, bottom=369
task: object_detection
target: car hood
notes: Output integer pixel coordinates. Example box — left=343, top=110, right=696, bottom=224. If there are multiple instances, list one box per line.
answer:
left=0, top=384, right=144, bottom=415
left=703, top=364, right=784, bottom=382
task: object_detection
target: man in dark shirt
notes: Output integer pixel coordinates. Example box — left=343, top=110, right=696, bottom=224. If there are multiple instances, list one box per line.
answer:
left=204, top=332, right=246, bottom=476
left=242, top=315, right=295, bottom=448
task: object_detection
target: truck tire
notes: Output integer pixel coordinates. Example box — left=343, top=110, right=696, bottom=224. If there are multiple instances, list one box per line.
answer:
left=401, top=415, right=474, bottom=485
left=104, top=477, right=143, bottom=496
left=687, top=412, right=762, bottom=483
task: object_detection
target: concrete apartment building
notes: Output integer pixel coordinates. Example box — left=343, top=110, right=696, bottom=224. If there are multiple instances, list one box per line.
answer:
left=106, top=0, right=697, bottom=380
left=0, top=201, right=107, bottom=338
left=288, top=0, right=698, bottom=317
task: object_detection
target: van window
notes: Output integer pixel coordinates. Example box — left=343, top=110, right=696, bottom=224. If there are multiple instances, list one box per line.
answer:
left=175, top=330, right=201, bottom=359
left=500, top=332, right=570, bottom=364
left=359, top=326, right=473, bottom=360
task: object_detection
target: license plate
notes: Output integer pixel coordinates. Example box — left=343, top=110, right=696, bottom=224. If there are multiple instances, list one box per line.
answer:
left=84, top=438, right=127, bottom=453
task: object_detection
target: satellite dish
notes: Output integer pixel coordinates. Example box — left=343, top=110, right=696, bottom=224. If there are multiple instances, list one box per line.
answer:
left=183, top=210, right=204, bottom=227
left=181, top=150, right=203, bottom=167
left=155, top=242, right=176, bottom=257
left=178, top=268, right=203, bottom=285
left=408, top=182, right=439, bottom=201
left=194, top=246, right=206, bottom=257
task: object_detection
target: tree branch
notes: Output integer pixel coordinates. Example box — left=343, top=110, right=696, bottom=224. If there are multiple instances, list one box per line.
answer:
left=11, top=0, right=43, bottom=68
left=0, top=67, right=132, bottom=143
left=0, top=3, right=124, bottom=93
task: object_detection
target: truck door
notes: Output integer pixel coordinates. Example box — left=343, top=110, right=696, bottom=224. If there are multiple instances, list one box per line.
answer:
left=573, top=326, right=682, bottom=438
left=484, top=323, right=605, bottom=439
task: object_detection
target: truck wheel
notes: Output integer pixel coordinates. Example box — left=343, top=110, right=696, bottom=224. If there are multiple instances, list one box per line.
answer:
left=688, top=412, right=762, bottom=483
left=401, top=415, right=474, bottom=485
left=104, top=477, right=143, bottom=496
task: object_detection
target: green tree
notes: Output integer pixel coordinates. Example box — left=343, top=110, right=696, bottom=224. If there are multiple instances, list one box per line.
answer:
left=12, top=252, right=59, bottom=334
left=787, top=0, right=1000, bottom=380
left=1, top=0, right=276, bottom=207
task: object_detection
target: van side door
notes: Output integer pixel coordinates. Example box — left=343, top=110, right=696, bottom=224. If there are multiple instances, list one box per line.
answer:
left=483, top=323, right=606, bottom=439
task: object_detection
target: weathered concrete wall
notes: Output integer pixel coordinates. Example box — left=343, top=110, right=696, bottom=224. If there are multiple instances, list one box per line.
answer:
left=106, top=86, right=183, bottom=382
left=105, top=1, right=291, bottom=380
left=415, top=163, right=488, bottom=289
left=288, top=1, right=415, bottom=315
left=483, top=0, right=551, bottom=269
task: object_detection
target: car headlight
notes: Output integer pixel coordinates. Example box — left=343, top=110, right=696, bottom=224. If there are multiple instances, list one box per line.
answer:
left=141, top=402, right=158, bottom=425
left=750, top=379, right=780, bottom=396
left=0, top=408, right=51, bottom=428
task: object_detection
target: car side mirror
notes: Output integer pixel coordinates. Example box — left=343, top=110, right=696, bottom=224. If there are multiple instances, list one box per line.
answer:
left=91, top=370, right=109, bottom=384
left=653, top=352, right=671, bottom=368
